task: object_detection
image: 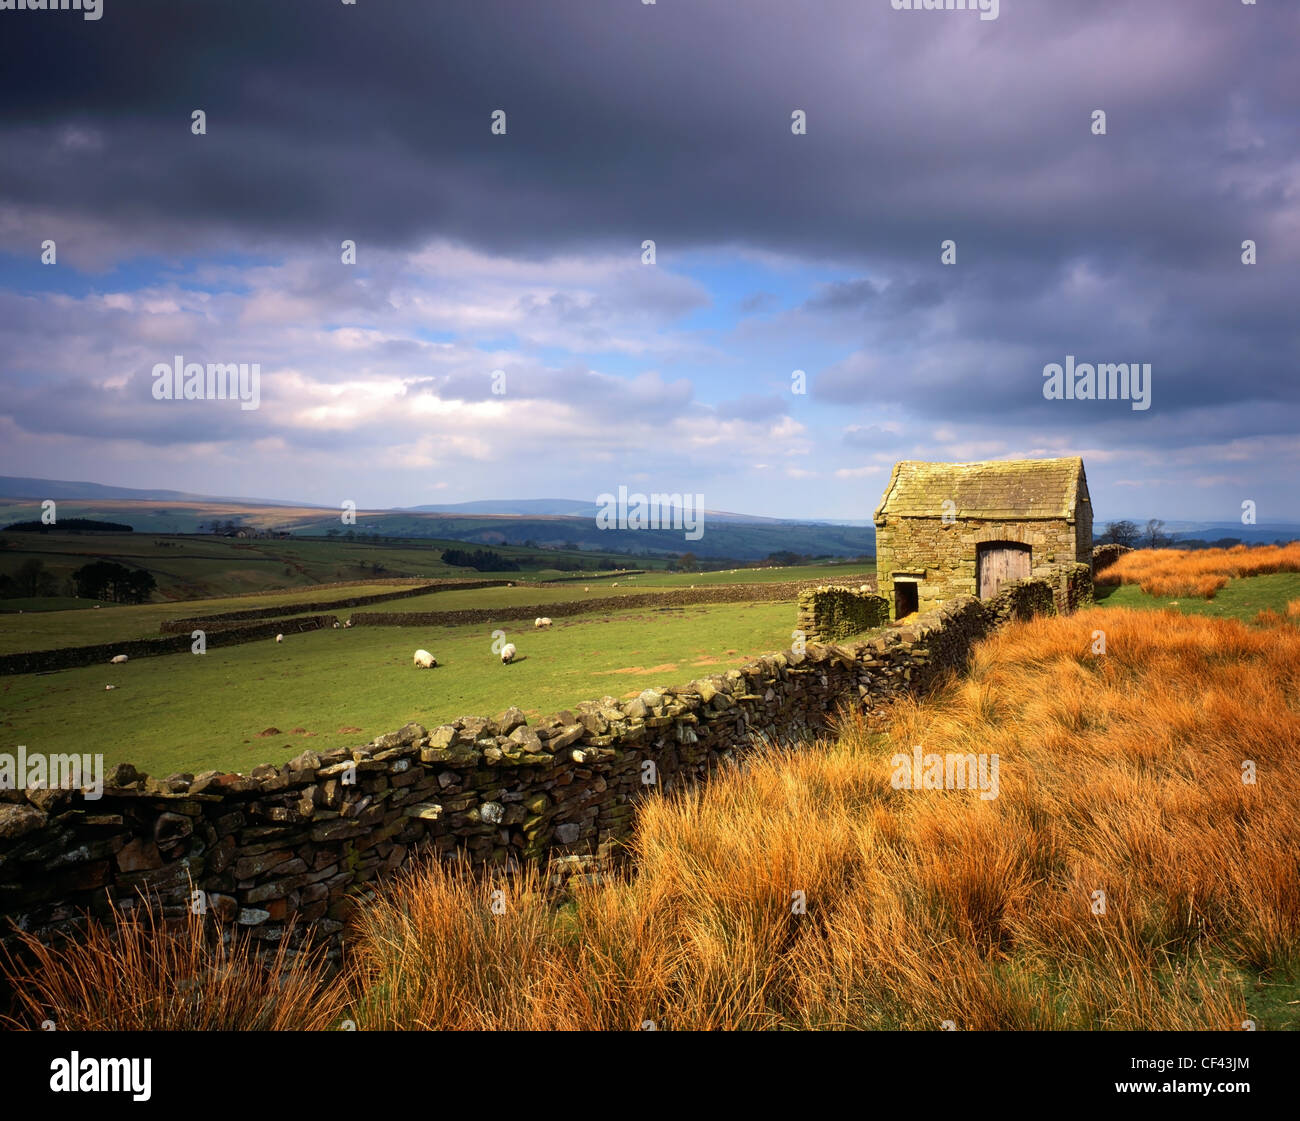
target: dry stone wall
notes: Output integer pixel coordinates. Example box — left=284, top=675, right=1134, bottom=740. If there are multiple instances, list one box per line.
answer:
left=1052, top=562, right=1095, bottom=614
left=1091, top=543, right=1132, bottom=575
left=0, top=615, right=340, bottom=677
left=351, top=577, right=875, bottom=630
left=797, top=586, right=890, bottom=642
left=156, top=580, right=506, bottom=632
left=0, top=575, right=1069, bottom=961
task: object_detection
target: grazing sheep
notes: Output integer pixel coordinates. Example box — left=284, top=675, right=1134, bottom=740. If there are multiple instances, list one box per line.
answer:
left=332, top=622, right=340, bottom=629
left=413, top=649, right=437, bottom=669
left=109, top=654, right=128, bottom=664
left=534, top=617, right=552, bottom=629
left=584, top=586, right=589, bottom=592
left=275, top=634, right=284, bottom=643
left=500, top=642, right=517, bottom=664
left=343, top=620, right=353, bottom=628
left=105, top=684, right=116, bottom=691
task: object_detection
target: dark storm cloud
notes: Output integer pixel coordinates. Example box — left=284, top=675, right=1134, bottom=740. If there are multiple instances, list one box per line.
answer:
left=809, top=253, right=1300, bottom=439
left=2, top=0, right=1295, bottom=267
left=1, top=0, right=1297, bottom=510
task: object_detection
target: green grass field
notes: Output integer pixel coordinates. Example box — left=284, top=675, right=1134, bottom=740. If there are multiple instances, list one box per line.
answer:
left=1095, top=571, right=1300, bottom=621
left=0, top=601, right=796, bottom=777
left=0, top=528, right=660, bottom=603
left=7, top=565, right=1292, bottom=784
left=0, top=563, right=874, bottom=654
left=619, top=564, right=874, bottom=587
left=354, top=568, right=875, bottom=613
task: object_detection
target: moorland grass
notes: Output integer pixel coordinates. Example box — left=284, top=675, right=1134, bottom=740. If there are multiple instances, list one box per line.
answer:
left=1096, top=571, right=1300, bottom=620
left=10, top=604, right=1295, bottom=1030
left=343, top=603, right=1298, bottom=1029
left=1098, top=541, right=1300, bottom=599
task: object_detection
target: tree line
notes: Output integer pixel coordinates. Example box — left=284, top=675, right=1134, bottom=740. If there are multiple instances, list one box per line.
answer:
left=3, top=518, right=133, bottom=533
left=0, top=559, right=156, bottom=603
left=1098, top=519, right=1244, bottom=551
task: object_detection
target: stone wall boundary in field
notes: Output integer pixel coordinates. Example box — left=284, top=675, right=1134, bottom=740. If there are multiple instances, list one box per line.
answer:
left=0, top=615, right=340, bottom=676
left=157, top=580, right=507, bottom=631
left=797, top=585, right=891, bottom=642
left=0, top=573, right=1072, bottom=962
left=352, top=576, right=876, bottom=631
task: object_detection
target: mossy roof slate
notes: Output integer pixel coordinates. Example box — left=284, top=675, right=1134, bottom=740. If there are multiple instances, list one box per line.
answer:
left=874, top=458, right=1087, bottom=524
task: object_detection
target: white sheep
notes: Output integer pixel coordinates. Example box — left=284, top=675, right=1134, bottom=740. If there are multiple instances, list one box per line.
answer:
left=109, top=654, right=128, bottom=664
left=275, top=634, right=284, bottom=643
left=534, top=617, right=552, bottom=629
left=332, top=622, right=340, bottom=629
left=105, top=684, right=116, bottom=691
left=413, top=649, right=437, bottom=669
left=343, top=620, right=353, bottom=628
left=500, top=642, right=517, bottom=664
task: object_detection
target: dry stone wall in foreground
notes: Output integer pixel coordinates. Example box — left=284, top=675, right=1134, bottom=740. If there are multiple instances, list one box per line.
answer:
left=0, top=575, right=1080, bottom=961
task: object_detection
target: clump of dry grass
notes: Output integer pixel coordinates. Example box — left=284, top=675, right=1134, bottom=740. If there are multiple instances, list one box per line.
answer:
left=0, top=891, right=343, bottom=1031
left=1252, top=597, right=1300, bottom=629
left=343, top=605, right=1298, bottom=1030
left=1097, top=541, right=1300, bottom=598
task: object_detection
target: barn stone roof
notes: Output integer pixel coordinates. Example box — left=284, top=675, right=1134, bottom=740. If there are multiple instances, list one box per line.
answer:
left=874, top=457, right=1087, bottom=524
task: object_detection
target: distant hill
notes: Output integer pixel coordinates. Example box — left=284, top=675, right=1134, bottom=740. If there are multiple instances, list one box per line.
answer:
left=2, top=477, right=1294, bottom=559
left=404, top=498, right=788, bottom=524
left=0, top=476, right=318, bottom=508
left=0, top=479, right=875, bottom=560
left=404, top=499, right=599, bottom=517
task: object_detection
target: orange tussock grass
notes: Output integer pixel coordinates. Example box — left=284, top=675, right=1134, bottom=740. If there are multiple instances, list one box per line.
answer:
left=341, top=606, right=1298, bottom=1030
left=6, top=607, right=1294, bottom=1030
left=1096, top=541, right=1300, bottom=598
left=0, top=890, right=344, bottom=1031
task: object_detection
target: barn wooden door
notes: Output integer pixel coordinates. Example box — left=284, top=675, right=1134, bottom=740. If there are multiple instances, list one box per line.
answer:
left=977, top=543, right=1031, bottom=598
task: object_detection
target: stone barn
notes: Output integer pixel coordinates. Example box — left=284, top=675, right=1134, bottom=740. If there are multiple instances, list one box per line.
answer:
left=874, top=457, right=1092, bottom=619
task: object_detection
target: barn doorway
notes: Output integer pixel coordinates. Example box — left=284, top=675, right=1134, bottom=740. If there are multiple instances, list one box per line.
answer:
left=893, top=579, right=919, bottom=619
left=976, top=542, right=1032, bottom=598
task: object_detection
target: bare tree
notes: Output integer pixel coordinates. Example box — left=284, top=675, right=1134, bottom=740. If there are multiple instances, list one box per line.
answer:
left=1144, top=518, right=1171, bottom=549
left=1102, top=520, right=1140, bottom=548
